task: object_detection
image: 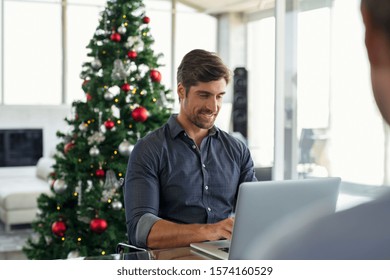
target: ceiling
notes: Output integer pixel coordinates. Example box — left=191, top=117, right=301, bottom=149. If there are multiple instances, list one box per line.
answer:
left=177, top=0, right=275, bottom=15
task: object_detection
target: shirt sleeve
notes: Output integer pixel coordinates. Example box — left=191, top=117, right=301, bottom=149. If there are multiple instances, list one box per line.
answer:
left=124, top=138, right=162, bottom=248
left=240, top=144, right=258, bottom=183
left=135, top=213, right=161, bottom=248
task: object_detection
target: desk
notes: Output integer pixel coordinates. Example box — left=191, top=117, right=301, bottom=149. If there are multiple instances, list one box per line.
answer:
left=84, top=247, right=217, bottom=260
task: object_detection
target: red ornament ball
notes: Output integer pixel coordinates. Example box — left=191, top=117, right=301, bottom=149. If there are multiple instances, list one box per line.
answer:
left=150, top=69, right=161, bottom=83
left=132, top=107, right=149, bottom=123
left=110, top=32, right=121, bottom=42
left=121, top=83, right=131, bottom=92
left=52, top=221, right=67, bottom=237
left=127, top=50, right=137, bottom=60
left=86, top=93, right=92, bottom=101
left=95, top=168, right=105, bottom=178
left=143, top=16, right=150, bottom=24
left=104, top=119, right=115, bottom=130
left=90, top=218, right=108, bottom=234
left=64, top=142, right=75, bottom=154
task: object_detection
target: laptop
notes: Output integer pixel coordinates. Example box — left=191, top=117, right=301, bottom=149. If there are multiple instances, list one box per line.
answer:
left=190, top=177, right=341, bottom=260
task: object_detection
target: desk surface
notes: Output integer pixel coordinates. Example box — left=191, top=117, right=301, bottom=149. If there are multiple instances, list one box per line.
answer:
left=85, top=247, right=217, bottom=260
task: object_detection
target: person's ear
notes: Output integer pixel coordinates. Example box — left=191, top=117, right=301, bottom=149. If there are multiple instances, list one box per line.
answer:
left=177, top=83, right=186, bottom=101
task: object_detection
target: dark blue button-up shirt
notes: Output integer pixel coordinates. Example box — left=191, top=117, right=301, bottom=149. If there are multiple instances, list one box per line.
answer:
left=124, top=114, right=257, bottom=247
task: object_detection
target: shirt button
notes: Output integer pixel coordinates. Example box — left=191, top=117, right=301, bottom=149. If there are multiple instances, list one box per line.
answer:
left=192, top=145, right=196, bottom=149
left=202, top=164, right=206, bottom=168
left=207, top=207, right=211, bottom=212
left=205, top=185, right=208, bottom=190
left=184, top=133, right=187, bottom=137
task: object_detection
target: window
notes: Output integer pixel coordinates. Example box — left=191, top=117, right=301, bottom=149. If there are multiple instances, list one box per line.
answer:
left=0, top=0, right=216, bottom=107
left=67, top=2, right=105, bottom=104
left=247, top=17, right=275, bottom=167
left=246, top=0, right=384, bottom=184
left=3, top=0, right=61, bottom=105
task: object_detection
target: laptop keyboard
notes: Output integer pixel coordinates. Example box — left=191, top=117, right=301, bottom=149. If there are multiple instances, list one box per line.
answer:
left=218, top=247, right=229, bottom=253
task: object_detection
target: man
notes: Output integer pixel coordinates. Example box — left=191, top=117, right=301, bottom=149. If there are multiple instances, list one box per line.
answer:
left=124, top=49, right=257, bottom=249
left=257, top=0, right=390, bottom=260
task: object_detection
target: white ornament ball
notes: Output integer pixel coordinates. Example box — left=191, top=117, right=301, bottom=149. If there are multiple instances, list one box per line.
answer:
left=53, top=179, right=68, bottom=194
left=111, top=200, right=123, bottom=210
left=91, top=58, right=102, bottom=69
left=117, top=25, right=127, bottom=34
left=67, top=250, right=80, bottom=259
left=104, top=91, right=114, bottom=101
left=89, top=146, right=100, bottom=157
left=79, top=123, right=88, bottom=132
left=118, top=140, right=134, bottom=156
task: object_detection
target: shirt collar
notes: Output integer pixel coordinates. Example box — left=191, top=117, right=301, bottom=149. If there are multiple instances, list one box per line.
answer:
left=167, top=114, right=220, bottom=139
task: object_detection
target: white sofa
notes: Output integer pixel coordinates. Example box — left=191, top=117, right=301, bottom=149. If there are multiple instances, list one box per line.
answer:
left=0, top=157, right=54, bottom=231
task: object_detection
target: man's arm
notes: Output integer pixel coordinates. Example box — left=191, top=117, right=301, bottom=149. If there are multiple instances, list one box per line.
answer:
left=147, top=217, right=234, bottom=249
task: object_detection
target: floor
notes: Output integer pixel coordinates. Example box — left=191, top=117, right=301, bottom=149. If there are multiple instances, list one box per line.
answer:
left=0, top=222, right=31, bottom=260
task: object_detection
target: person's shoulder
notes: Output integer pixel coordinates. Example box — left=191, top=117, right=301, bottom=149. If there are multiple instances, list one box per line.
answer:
left=134, top=124, right=169, bottom=150
left=217, top=129, right=248, bottom=148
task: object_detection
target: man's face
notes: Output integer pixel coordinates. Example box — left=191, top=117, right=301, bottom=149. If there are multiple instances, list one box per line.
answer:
left=178, top=79, right=226, bottom=130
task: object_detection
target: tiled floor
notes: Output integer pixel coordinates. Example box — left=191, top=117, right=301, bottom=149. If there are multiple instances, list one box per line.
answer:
left=0, top=223, right=31, bottom=260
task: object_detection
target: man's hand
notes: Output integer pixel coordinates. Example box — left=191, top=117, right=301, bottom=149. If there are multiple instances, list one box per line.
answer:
left=201, top=217, right=235, bottom=241
left=146, top=217, right=235, bottom=249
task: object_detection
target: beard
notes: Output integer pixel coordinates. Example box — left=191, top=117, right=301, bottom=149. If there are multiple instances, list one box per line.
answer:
left=189, top=108, right=217, bottom=129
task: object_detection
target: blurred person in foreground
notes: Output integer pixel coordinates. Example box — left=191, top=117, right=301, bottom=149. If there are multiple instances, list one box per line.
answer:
left=257, top=0, right=390, bottom=260
left=124, top=49, right=257, bottom=249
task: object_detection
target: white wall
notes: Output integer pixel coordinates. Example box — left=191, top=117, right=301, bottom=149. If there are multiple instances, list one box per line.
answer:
left=0, top=105, right=71, bottom=158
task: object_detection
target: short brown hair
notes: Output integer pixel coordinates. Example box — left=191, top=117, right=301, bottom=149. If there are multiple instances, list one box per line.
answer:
left=177, top=49, right=231, bottom=93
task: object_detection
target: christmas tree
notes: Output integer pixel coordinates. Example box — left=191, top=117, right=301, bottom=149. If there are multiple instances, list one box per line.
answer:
left=23, top=0, right=173, bottom=259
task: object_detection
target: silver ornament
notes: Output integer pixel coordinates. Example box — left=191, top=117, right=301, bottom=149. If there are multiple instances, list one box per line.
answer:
left=117, top=25, right=127, bottom=34
left=138, top=64, right=149, bottom=77
left=89, top=145, right=100, bottom=157
left=108, top=85, right=120, bottom=95
left=53, top=179, right=68, bottom=194
left=30, top=233, right=40, bottom=245
left=36, top=208, right=43, bottom=217
left=104, top=91, right=114, bottom=101
left=67, top=250, right=80, bottom=259
left=111, top=59, right=127, bottom=80
left=126, top=36, right=138, bottom=47
left=136, top=40, right=144, bottom=52
left=103, top=169, right=120, bottom=190
left=95, top=29, right=106, bottom=36
left=87, top=131, right=105, bottom=145
left=91, top=58, right=102, bottom=69
left=79, top=122, right=88, bottom=132
left=111, top=200, right=123, bottom=210
left=118, top=139, right=134, bottom=156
